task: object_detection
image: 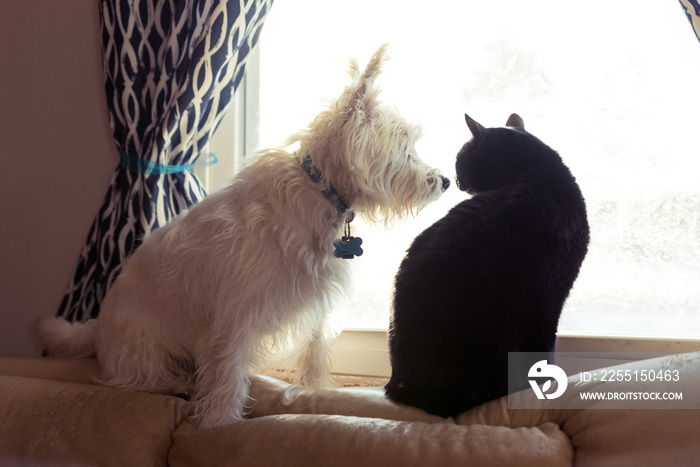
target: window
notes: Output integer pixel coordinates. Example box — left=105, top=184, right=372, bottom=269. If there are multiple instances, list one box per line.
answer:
left=209, top=1, right=700, bottom=341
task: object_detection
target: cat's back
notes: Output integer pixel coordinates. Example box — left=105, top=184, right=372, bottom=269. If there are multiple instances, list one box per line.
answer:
left=395, top=168, right=588, bottom=326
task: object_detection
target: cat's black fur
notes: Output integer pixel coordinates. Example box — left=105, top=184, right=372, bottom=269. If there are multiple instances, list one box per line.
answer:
left=385, top=113, right=589, bottom=417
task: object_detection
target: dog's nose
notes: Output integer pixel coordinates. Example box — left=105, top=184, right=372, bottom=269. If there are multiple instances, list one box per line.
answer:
left=439, top=175, right=450, bottom=191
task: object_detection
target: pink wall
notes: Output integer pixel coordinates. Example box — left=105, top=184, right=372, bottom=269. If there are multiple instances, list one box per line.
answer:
left=0, top=1, right=116, bottom=356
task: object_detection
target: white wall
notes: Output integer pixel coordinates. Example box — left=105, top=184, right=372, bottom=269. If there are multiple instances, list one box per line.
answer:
left=0, top=1, right=115, bottom=356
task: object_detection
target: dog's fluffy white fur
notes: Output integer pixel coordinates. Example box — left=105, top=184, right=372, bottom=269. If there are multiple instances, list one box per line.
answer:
left=38, top=44, right=448, bottom=428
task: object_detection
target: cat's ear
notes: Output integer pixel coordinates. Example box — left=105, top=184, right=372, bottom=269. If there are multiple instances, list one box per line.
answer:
left=506, top=113, right=524, bottom=130
left=465, top=114, right=485, bottom=138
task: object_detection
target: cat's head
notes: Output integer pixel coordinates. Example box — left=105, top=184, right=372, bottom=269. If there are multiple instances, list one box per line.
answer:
left=455, top=113, right=554, bottom=194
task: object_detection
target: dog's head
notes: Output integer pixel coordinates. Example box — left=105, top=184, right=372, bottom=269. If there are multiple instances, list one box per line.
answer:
left=297, top=44, right=449, bottom=223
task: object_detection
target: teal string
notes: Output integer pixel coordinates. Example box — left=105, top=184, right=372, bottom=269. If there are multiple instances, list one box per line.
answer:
left=119, top=152, right=218, bottom=175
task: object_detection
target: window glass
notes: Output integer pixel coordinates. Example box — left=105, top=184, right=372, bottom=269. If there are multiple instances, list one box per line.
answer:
left=257, top=0, right=700, bottom=337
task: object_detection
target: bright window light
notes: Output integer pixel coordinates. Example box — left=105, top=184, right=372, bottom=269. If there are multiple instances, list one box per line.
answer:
left=255, top=0, right=700, bottom=337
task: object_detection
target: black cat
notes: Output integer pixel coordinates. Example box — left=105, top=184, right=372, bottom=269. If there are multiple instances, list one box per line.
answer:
left=385, top=113, right=589, bottom=417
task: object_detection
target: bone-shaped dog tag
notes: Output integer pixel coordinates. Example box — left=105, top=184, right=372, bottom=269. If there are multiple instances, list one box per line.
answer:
left=333, top=236, right=363, bottom=259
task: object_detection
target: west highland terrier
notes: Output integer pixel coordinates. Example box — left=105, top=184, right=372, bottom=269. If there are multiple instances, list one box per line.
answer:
left=38, top=44, right=450, bottom=428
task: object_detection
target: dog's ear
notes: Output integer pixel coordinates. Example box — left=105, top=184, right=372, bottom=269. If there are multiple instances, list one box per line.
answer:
left=506, top=113, right=525, bottom=130
left=350, top=43, right=390, bottom=113
left=464, top=114, right=485, bottom=139
left=347, top=58, right=362, bottom=82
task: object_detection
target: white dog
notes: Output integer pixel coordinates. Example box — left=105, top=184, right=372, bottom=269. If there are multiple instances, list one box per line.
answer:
left=38, top=44, right=450, bottom=429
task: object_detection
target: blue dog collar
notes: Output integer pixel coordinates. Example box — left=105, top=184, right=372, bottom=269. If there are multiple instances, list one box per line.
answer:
left=297, top=153, right=362, bottom=259
left=297, top=154, right=350, bottom=215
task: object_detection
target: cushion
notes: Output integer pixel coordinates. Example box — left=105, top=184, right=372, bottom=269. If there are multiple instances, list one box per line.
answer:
left=248, top=374, right=447, bottom=423
left=170, top=373, right=573, bottom=466
left=0, top=357, right=573, bottom=466
left=0, top=374, right=191, bottom=466
left=458, top=352, right=700, bottom=467
left=170, top=416, right=572, bottom=467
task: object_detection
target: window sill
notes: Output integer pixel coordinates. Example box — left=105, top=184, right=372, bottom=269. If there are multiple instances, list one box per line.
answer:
left=329, top=329, right=700, bottom=378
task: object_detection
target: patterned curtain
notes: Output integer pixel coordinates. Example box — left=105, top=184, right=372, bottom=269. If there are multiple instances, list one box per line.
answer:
left=57, top=0, right=273, bottom=322
left=680, top=0, right=700, bottom=43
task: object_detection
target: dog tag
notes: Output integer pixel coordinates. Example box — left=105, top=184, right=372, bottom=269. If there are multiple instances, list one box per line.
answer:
left=333, top=236, right=363, bottom=259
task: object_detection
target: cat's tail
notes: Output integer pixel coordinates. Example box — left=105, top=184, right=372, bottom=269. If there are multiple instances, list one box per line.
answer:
left=36, top=317, right=97, bottom=357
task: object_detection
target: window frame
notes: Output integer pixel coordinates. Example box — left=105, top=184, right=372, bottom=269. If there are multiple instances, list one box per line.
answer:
left=203, top=46, right=700, bottom=378
left=198, top=46, right=261, bottom=191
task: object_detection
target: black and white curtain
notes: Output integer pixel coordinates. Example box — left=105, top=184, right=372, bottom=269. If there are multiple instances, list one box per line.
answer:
left=680, top=0, right=700, bottom=43
left=57, top=0, right=273, bottom=322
